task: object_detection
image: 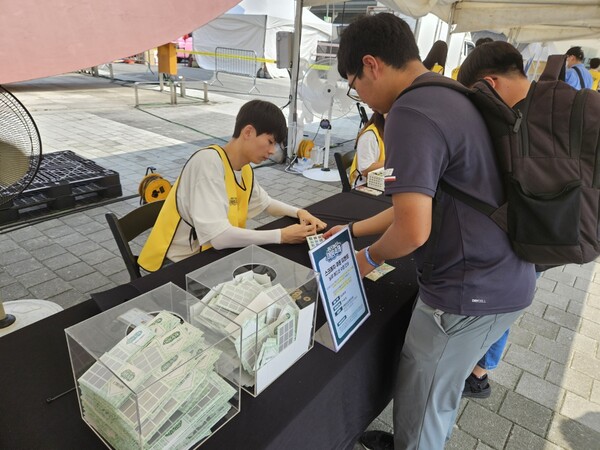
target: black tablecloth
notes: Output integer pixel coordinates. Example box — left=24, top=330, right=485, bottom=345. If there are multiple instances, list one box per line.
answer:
left=0, top=191, right=416, bottom=450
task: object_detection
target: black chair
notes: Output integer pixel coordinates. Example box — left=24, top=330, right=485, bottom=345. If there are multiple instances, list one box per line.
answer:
left=334, top=150, right=356, bottom=192
left=105, top=200, right=165, bottom=281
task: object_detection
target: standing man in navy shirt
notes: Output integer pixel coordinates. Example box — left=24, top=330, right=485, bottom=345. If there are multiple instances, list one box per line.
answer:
left=335, top=13, right=536, bottom=450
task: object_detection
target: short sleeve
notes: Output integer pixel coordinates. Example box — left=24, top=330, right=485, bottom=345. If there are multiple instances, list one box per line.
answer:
left=384, top=106, right=449, bottom=197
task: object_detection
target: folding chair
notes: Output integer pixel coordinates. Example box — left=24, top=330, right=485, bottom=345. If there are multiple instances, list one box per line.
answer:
left=105, top=200, right=165, bottom=281
left=334, top=150, right=356, bottom=193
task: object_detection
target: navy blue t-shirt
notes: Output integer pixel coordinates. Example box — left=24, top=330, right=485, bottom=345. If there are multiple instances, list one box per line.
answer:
left=385, top=72, right=535, bottom=315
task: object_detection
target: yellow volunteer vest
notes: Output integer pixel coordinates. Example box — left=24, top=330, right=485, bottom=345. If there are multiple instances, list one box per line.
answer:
left=431, top=63, right=444, bottom=74
left=349, top=124, right=385, bottom=186
left=138, top=145, right=253, bottom=272
left=451, top=66, right=460, bottom=80
left=590, top=70, right=600, bottom=91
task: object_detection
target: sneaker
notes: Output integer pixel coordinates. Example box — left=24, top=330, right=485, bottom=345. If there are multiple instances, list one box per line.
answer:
left=359, top=430, right=394, bottom=450
left=462, top=373, right=492, bottom=399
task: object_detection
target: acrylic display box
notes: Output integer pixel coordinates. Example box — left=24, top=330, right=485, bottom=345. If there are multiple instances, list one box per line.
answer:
left=65, top=282, right=241, bottom=450
left=186, top=245, right=319, bottom=396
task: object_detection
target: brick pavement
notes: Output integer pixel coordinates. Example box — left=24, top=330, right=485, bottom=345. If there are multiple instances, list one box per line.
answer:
left=1, top=67, right=599, bottom=449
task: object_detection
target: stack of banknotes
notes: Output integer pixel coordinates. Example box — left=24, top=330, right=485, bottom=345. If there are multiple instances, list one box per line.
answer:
left=78, top=311, right=235, bottom=449
left=195, top=271, right=300, bottom=380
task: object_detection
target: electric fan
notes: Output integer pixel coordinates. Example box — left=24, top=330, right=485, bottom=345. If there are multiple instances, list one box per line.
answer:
left=0, top=85, right=62, bottom=336
left=298, top=58, right=354, bottom=182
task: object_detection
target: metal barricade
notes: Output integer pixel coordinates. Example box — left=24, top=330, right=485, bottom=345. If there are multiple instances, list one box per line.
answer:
left=211, top=47, right=260, bottom=93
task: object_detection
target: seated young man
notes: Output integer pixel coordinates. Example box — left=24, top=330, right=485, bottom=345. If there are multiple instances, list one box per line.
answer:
left=138, top=99, right=326, bottom=271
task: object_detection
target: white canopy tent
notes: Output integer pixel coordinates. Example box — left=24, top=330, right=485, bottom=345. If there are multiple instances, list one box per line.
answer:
left=193, top=0, right=331, bottom=78
left=285, top=0, right=599, bottom=158
left=371, top=0, right=600, bottom=44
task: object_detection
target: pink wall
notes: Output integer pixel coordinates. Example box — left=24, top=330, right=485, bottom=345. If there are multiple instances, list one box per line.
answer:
left=0, top=0, right=240, bottom=84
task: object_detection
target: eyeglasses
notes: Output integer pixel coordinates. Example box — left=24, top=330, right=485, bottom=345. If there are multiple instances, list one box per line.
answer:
left=346, top=67, right=362, bottom=102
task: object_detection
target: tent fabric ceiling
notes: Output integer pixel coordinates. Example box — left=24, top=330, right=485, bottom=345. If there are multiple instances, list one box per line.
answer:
left=305, top=0, right=600, bottom=43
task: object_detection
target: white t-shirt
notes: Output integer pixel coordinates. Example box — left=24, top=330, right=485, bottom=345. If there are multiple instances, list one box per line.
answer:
left=167, top=149, right=273, bottom=262
left=355, top=130, right=381, bottom=186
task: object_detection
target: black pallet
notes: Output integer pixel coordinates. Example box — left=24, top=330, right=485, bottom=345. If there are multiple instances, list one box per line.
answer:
left=0, top=150, right=122, bottom=225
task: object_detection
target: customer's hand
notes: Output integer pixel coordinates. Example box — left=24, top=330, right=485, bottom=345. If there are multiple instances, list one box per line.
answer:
left=297, top=209, right=327, bottom=232
left=281, top=223, right=317, bottom=244
left=323, top=225, right=345, bottom=239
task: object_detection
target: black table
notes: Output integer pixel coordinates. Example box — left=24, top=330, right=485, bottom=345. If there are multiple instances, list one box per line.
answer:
left=0, top=192, right=416, bottom=450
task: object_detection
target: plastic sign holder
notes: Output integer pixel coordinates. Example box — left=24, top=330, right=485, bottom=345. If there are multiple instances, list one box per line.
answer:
left=309, top=227, right=370, bottom=352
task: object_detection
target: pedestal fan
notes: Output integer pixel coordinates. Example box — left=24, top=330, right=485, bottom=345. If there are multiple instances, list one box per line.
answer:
left=298, top=58, right=354, bottom=182
left=0, top=85, right=62, bottom=336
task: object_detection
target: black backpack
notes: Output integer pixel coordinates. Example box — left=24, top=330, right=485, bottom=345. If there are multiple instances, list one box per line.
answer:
left=401, top=55, right=600, bottom=279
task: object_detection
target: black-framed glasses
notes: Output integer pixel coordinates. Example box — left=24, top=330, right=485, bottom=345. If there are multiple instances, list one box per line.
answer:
left=346, top=67, right=362, bottom=101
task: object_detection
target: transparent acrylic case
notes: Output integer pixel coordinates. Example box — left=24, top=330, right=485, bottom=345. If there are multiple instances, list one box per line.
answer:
left=65, top=282, right=241, bottom=450
left=186, top=245, right=319, bottom=396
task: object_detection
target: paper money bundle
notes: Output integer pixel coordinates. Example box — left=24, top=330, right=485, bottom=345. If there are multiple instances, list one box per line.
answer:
left=78, top=311, right=235, bottom=449
left=195, top=271, right=300, bottom=381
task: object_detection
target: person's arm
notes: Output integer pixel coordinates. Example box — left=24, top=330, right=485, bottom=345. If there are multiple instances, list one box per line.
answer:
left=323, top=207, right=393, bottom=239
left=356, top=192, right=432, bottom=276
left=210, top=226, right=280, bottom=249
left=361, top=160, right=384, bottom=178
left=267, top=198, right=327, bottom=231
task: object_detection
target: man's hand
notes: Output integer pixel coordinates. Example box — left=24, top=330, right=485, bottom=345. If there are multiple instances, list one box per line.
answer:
left=323, top=225, right=345, bottom=239
left=281, top=223, right=318, bottom=244
left=297, top=209, right=327, bottom=231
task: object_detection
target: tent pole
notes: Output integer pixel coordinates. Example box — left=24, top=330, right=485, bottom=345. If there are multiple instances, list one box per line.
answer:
left=287, top=0, right=304, bottom=160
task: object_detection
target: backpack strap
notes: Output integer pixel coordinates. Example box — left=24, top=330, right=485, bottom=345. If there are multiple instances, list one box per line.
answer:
left=399, top=74, right=472, bottom=98
left=573, top=66, right=586, bottom=90
left=539, top=55, right=567, bottom=82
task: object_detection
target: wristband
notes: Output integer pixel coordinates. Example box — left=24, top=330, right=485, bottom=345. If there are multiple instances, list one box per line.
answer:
left=348, top=221, right=356, bottom=238
left=364, top=246, right=381, bottom=268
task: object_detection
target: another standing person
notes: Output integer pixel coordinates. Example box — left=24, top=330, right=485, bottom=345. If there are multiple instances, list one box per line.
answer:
left=456, top=40, right=534, bottom=399
left=565, top=46, right=593, bottom=90
left=589, top=57, right=600, bottom=91
left=138, top=100, right=326, bottom=272
left=335, top=14, right=535, bottom=450
left=422, top=40, right=447, bottom=75
left=349, top=112, right=385, bottom=186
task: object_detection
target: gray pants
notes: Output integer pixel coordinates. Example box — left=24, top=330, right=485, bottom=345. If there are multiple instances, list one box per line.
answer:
left=393, top=298, right=523, bottom=450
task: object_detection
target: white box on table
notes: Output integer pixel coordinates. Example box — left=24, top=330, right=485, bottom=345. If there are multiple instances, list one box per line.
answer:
left=367, top=168, right=394, bottom=191
left=186, top=245, right=319, bottom=396
left=65, top=282, right=241, bottom=450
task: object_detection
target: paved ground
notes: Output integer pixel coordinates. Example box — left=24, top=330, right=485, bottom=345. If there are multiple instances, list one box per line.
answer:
left=1, top=63, right=599, bottom=449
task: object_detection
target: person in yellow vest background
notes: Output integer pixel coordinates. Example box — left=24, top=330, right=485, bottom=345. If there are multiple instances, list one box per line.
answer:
left=589, top=57, right=600, bottom=91
left=138, top=100, right=327, bottom=272
left=349, top=112, right=385, bottom=186
left=451, top=37, right=493, bottom=80
left=423, top=40, right=447, bottom=75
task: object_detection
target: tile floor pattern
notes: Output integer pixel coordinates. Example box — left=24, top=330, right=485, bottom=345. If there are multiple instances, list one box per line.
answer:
left=1, top=67, right=599, bottom=449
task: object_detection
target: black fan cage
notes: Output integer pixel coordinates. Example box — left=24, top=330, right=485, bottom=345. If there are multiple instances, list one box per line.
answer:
left=0, top=85, right=42, bottom=206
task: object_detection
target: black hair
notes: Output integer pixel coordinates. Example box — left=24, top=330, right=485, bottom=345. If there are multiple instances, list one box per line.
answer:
left=337, top=13, right=420, bottom=79
left=566, top=46, right=584, bottom=61
left=475, top=37, right=494, bottom=47
left=590, top=58, right=600, bottom=70
left=457, top=41, right=526, bottom=88
left=233, top=100, right=287, bottom=145
left=358, top=111, right=385, bottom=139
left=423, top=40, right=448, bottom=71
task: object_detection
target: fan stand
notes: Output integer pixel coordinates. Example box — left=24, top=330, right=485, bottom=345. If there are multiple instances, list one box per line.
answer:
left=0, top=303, right=15, bottom=328
left=302, top=97, right=341, bottom=183
left=0, top=299, right=63, bottom=337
